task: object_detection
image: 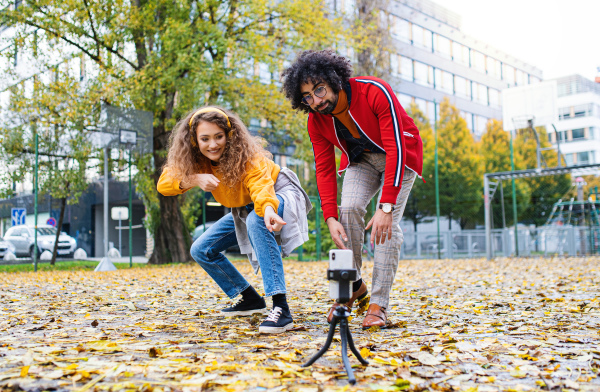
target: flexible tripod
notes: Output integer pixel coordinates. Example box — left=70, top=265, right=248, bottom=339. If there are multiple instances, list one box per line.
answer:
left=302, top=305, right=369, bottom=384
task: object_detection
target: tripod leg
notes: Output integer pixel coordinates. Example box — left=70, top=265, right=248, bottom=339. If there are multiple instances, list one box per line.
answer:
left=302, top=320, right=338, bottom=368
left=346, top=323, right=369, bottom=365
left=339, top=319, right=356, bottom=385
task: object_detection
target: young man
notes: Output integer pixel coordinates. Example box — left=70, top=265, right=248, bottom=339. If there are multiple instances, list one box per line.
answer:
left=281, top=50, right=423, bottom=329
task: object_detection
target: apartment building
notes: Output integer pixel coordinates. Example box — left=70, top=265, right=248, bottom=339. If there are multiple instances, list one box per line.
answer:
left=385, top=0, right=542, bottom=136
left=548, top=75, right=600, bottom=166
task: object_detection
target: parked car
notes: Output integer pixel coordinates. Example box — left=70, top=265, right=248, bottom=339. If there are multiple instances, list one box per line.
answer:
left=3, top=225, right=77, bottom=258
left=0, top=238, right=16, bottom=259
left=192, top=222, right=240, bottom=253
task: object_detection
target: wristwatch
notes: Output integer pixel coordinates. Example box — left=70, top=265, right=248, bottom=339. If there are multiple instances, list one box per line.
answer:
left=379, top=203, right=395, bottom=213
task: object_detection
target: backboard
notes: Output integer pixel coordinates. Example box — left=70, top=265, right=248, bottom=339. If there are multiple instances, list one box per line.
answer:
left=502, top=81, right=558, bottom=132
left=92, top=103, right=153, bottom=153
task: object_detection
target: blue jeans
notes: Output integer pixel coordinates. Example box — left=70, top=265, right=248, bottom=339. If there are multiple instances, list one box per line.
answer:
left=190, top=195, right=286, bottom=298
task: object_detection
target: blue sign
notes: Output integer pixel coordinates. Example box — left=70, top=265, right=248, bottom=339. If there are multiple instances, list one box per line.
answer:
left=11, top=208, right=26, bottom=226
left=46, top=217, right=57, bottom=227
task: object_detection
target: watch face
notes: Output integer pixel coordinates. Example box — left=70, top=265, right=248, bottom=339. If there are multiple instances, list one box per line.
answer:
left=382, top=204, right=392, bottom=213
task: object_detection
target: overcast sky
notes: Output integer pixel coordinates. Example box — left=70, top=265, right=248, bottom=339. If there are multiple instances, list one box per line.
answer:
left=436, top=0, right=600, bottom=81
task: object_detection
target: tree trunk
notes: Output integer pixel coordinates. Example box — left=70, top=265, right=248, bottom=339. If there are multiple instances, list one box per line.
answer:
left=149, top=193, right=192, bottom=264
left=50, top=196, right=67, bottom=266
left=148, top=118, right=193, bottom=265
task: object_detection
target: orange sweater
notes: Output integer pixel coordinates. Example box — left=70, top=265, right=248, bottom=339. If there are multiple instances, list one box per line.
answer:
left=157, top=156, right=280, bottom=218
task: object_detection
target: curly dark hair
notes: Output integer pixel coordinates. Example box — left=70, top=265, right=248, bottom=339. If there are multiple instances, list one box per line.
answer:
left=281, top=49, right=353, bottom=114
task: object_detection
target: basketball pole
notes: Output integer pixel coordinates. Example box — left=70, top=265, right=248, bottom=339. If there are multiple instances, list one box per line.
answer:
left=104, top=147, right=109, bottom=259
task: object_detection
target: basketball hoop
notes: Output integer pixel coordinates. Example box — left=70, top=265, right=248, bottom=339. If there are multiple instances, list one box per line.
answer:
left=511, top=115, right=534, bottom=131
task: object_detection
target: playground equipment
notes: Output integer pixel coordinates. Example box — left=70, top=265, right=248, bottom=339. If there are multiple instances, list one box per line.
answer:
left=540, top=196, right=600, bottom=255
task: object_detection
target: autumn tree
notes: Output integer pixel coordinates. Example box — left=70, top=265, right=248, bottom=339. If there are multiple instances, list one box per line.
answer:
left=403, top=102, right=434, bottom=231
left=513, top=126, right=570, bottom=226
left=0, top=0, right=363, bottom=263
left=436, top=98, right=483, bottom=229
left=478, top=119, right=530, bottom=228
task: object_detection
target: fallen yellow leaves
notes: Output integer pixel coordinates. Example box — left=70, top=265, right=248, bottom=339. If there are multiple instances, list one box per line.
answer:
left=0, top=258, right=598, bottom=391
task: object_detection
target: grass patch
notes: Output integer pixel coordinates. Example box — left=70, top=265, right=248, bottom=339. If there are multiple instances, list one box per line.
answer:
left=0, top=260, right=151, bottom=273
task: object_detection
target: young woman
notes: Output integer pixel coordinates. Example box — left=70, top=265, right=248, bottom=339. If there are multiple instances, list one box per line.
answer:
left=157, top=106, right=311, bottom=334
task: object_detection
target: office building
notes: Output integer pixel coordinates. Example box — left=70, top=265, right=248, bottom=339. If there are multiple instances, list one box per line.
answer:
left=384, top=0, right=542, bottom=136
left=548, top=75, right=600, bottom=166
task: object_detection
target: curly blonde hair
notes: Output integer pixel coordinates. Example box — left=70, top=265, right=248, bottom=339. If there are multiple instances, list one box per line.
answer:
left=164, top=106, right=272, bottom=187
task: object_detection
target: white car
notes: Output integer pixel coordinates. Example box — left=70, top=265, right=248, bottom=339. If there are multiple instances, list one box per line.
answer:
left=3, top=225, right=77, bottom=258
left=0, top=239, right=16, bottom=259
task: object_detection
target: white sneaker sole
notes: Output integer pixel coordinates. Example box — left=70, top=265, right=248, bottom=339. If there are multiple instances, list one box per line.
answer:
left=258, top=323, right=294, bottom=334
left=221, top=308, right=268, bottom=317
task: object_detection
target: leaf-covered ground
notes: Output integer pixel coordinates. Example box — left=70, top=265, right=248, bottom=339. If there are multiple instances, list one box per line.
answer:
left=0, top=257, right=598, bottom=391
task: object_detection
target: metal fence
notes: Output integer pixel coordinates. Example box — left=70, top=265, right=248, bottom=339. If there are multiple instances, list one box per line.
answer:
left=400, top=226, right=600, bottom=259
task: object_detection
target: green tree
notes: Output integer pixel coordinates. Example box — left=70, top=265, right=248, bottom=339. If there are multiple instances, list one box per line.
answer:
left=436, top=98, right=483, bottom=229
left=1, top=0, right=363, bottom=263
left=0, top=69, right=97, bottom=265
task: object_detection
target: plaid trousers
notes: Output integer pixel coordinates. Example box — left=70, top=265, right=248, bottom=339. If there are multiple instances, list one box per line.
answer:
left=339, top=153, right=416, bottom=309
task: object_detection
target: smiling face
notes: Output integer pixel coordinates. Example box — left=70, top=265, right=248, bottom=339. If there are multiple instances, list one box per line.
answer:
left=300, top=80, right=339, bottom=115
left=196, top=121, right=227, bottom=162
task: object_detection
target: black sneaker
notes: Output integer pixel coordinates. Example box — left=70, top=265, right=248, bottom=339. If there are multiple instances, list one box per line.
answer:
left=258, top=306, right=294, bottom=334
left=221, top=296, right=267, bottom=316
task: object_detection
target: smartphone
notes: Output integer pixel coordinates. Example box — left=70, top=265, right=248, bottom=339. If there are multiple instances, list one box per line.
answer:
left=329, top=249, right=354, bottom=300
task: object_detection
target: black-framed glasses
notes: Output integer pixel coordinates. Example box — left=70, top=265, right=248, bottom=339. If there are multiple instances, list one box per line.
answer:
left=302, top=85, right=327, bottom=105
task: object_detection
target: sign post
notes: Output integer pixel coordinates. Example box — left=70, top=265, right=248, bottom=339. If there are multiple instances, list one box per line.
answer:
left=111, top=207, right=129, bottom=257
left=92, top=104, right=152, bottom=271
left=11, top=208, right=26, bottom=226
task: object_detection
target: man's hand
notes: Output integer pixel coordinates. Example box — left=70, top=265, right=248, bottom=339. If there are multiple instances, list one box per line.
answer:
left=326, top=217, right=348, bottom=249
left=264, top=206, right=286, bottom=232
left=181, top=173, right=220, bottom=192
left=366, top=209, right=393, bottom=246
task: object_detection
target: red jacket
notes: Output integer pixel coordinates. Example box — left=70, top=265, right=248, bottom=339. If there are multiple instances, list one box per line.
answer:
left=308, top=76, right=423, bottom=221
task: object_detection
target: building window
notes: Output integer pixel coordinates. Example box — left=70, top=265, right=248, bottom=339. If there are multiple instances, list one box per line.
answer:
left=577, top=151, right=594, bottom=165
left=474, top=115, right=487, bottom=135
left=503, top=64, right=515, bottom=86
left=565, top=153, right=574, bottom=166
left=414, top=98, right=435, bottom=122
left=412, top=24, right=432, bottom=51
left=465, top=112, right=473, bottom=132
left=559, top=107, right=571, bottom=120
left=434, top=68, right=453, bottom=94
left=516, top=69, right=526, bottom=86
left=391, top=54, right=413, bottom=81
left=472, top=82, right=488, bottom=105
left=454, top=75, right=470, bottom=99
left=472, top=51, right=485, bottom=72
left=413, top=61, right=433, bottom=87
left=434, top=34, right=452, bottom=59
left=390, top=15, right=411, bottom=43
left=489, top=88, right=500, bottom=107
left=399, top=56, right=413, bottom=81
left=395, top=92, right=413, bottom=109
left=555, top=130, right=567, bottom=142
left=572, top=128, right=585, bottom=140
left=452, top=42, right=469, bottom=65
left=573, top=104, right=592, bottom=118
left=488, top=57, right=501, bottom=79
